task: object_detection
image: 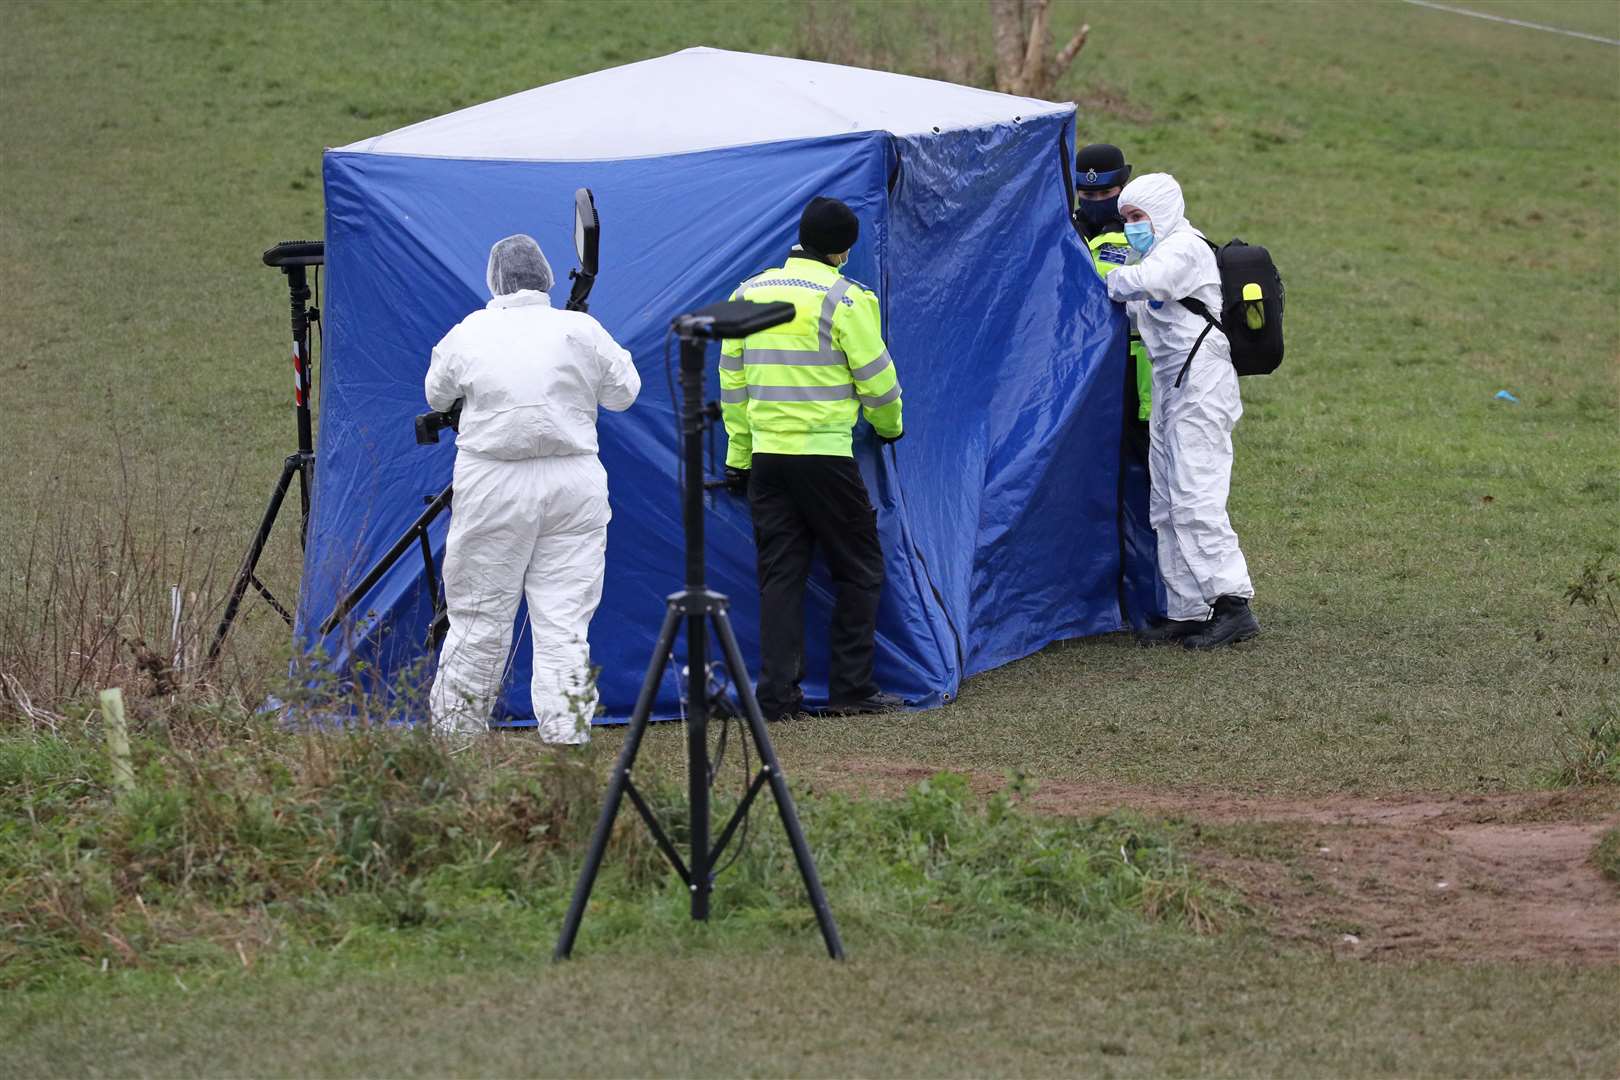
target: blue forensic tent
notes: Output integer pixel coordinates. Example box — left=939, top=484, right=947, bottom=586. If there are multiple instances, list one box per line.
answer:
left=301, top=46, right=1158, bottom=724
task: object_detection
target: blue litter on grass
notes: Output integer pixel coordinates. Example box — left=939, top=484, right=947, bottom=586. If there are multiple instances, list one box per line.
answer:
left=1495, top=390, right=1520, bottom=403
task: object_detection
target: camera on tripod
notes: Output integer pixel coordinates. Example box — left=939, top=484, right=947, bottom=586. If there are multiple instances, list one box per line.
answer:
left=413, top=188, right=601, bottom=446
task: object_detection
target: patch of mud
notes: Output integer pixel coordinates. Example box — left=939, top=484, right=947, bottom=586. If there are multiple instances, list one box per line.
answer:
left=816, top=759, right=1620, bottom=965
left=1196, top=820, right=1617, bottom=965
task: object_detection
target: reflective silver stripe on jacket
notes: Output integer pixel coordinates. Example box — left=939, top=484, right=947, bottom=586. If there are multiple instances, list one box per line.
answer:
left=818, top=278, right=854, bottom=353
left=859, top=383, right=902, bottom=409
left=731, top=273, right=779, bottom=297
left=742, top=347, right=847, bottom=367
left=719, top=352, right=744, bottom=371
left=720, top=386, right=749, bottom=403
left=737, top=276, right=830, bottom=295
left=849, top=349, right=893, bottom=381
left=748, top=384, right=855, bottom=402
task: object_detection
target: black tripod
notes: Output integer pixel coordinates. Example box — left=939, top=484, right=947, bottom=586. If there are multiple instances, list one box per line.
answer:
left=554, top=301, right=845, bottom=961
left=316, top=484, right=453, bottom=651
left=208, top=240, right=325, bottom=664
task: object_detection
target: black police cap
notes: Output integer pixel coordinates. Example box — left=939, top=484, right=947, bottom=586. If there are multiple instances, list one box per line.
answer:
left=1075, top=143, right=1132, bottom=191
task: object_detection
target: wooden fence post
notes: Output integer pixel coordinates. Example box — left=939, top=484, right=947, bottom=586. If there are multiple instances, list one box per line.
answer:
left=100, top=687, right=136, bottom=794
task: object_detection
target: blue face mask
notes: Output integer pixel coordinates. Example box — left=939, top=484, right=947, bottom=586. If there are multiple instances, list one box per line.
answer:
left=1077, top=195, right=1119, bottom=225
left=1124, top=220, right=1156, bottom=254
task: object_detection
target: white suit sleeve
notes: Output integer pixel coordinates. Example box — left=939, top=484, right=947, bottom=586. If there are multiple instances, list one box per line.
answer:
left=424, top=334, right=463, bottom=411
left=1105, top=242, right=1206, bottom=303
left=586, top=321, right=640, bottom=413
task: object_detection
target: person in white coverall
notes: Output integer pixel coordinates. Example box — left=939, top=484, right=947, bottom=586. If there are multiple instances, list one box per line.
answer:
left=425, top=234, right=641, bottom=741
left=1104, top=174, right=1260, bottom=649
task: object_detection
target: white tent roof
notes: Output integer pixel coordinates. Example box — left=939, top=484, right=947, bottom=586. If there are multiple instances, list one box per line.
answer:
left=337, top=47, right=1070, bottom=162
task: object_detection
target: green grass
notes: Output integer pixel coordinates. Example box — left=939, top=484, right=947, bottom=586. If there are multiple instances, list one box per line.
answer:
left=773, top=0, right=1620, bottom=793
left=5, top=936, right=1618, bottom=1079
left=4, top=0, right=1616, bottom=794
left=4, top=0, right=1619, bottom=1074
left=0, top=723, right=1223, bottom=989
left=1450, top=0, right=1620, bottom=39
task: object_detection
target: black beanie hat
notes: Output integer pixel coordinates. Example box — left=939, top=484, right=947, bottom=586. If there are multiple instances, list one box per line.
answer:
left=799, top=196, right=859, bottom=256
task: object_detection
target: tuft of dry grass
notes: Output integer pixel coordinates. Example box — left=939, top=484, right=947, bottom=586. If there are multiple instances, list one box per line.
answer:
left=0, top=455, right=269, bottom=730
left=795, top=0, right=991, bottom=87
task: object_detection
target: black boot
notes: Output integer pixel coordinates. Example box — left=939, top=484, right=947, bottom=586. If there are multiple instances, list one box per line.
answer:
left=757, top=693, right=805, bottom=723
left=1182, top=596, right=1260, bottom=649
left=822, top=690, right=907, bottom=716
left=1135, top=617, right=1207, bottom=646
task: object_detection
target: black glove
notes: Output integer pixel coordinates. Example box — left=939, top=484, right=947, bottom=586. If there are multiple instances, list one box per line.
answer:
left=724, top=466, right=751, bottom=497
left=876, top=430, right=904, bottom=446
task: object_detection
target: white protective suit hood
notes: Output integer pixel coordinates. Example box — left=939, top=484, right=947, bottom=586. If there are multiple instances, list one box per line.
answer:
left=1102, top=172, right=1253, bottom=620
left=1119, top=173, right=1188, bottom=244
left=486, top=234, right=555, bottom=296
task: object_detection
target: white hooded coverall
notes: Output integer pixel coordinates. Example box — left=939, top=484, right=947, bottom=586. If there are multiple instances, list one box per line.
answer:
left=424, top=263, right=640, bottom=742
left=1105, top=173, right=1254, bottom=621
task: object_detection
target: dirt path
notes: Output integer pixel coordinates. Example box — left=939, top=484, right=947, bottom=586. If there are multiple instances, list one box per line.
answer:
left=814, top=759, right=1620, bottom=966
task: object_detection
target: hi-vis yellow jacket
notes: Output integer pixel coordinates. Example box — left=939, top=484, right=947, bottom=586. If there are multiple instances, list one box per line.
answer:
left=719, top=254, right=903, bottom=468
left=1089, top=231, right=1153, bottom=422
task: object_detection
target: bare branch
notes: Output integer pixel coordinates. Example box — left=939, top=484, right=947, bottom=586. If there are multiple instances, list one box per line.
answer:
left=1051, top=22, right=1090, bottom=83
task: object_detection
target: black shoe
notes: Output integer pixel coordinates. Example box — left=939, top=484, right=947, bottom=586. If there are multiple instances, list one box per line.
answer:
left=1182, top=596, right=1260, bottom=649
left=758, top=695, right=805, bottom=723
left=1135, top=617, right=1208, bottom=646
left=822, top=691, right=907, bottom=716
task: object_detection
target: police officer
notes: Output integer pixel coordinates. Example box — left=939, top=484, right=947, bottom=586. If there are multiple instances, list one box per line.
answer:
left=1075, top=143, right=1153, bottom=428
left=718, top=197, right=905, bottom=721
left=1074, top=143, right=1165, bottom=637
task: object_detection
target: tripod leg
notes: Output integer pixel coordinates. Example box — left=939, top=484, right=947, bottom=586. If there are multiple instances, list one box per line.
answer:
left=317, top=484, right=453, bottom=637
left=418, top=530, right=450, bottom=653
left=710, top=610, right=846, bottom=960
left=427, top=488, right=452, bottom=650
left=208, top=455, right=301, bottom=664
left=554, top=603, right=682, bottom=960
left=296, top=453, right=314, bottom=551
left=686, top=605, right=711, bottom=923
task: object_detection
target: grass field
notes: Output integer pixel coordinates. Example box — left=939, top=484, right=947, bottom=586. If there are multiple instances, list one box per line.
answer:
left=3, top=0, right=1618, bottom=1075
left=8, top=937, right=1619, bottom=1077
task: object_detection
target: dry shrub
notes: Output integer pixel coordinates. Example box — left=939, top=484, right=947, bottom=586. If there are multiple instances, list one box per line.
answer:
left=0, top=456, right=285, bottom=731
left=793, top=3, right=1153, bottom=132
left=796, top=0, right=991, bottom=88
left=1, top=498, right=188, bottom=721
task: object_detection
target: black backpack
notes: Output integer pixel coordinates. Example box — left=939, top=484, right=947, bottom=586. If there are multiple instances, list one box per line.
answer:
left=1174, top=238, right=1285, bottom=387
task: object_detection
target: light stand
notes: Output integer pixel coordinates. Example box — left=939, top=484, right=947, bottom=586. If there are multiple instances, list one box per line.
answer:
left=554, top=300, right=845, bottom=961
left=208, top=240, right=324, bottom=663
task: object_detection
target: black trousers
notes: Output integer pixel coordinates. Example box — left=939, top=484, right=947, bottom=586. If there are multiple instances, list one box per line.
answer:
left=748, top=453, right=884, bottom=716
